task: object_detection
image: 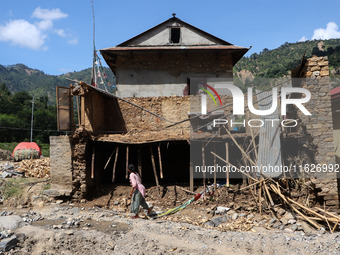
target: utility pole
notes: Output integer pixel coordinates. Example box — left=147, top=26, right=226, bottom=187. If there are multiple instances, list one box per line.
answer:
left=30, top=96, right=34, bottom=142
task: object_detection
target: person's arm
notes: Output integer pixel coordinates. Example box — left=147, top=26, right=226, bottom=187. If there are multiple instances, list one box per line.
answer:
left=129, top=187, right=135, bottom=197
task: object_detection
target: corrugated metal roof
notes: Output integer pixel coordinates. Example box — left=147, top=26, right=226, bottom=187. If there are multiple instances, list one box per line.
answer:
left=256, top=90, right=282, bottom=178
left=101, top=45, right=249, bottom=52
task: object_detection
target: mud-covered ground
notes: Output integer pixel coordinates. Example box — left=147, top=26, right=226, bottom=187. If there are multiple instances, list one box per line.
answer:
left=0, top=203, right=340, bottom=255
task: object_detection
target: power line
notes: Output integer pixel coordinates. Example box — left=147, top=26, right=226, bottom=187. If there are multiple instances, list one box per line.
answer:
left=0, top=126, right=62, bottom=133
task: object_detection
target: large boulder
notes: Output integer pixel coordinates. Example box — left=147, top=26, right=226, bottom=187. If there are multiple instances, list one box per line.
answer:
left=0, top=215, right=23, bottom=231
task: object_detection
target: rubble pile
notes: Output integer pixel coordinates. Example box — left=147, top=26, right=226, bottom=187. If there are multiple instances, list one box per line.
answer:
left=17, top=158, right=50, bottom=178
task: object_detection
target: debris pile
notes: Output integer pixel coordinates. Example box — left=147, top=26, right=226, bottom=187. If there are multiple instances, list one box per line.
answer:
left=17, top=158, right=50, bottom=178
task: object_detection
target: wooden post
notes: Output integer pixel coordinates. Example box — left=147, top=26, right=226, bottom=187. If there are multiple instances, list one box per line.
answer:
left=202, top=143, right=206, bottom=198
left=76, top=96, right=81, bottom=126
left=157, top=143, right=164, bottom=179
left=91, top=146, right=95, bottom=179
left=225, top=142, right=229, bottom=187
left=125, top=146, right=129, bottom=179
left=112, top=146, right=119, bottom=182
left=149, top=144, right=159, bottom=186
left=104, top=147, right=116, bottom=170
left=138, top=146, right=142, bottom=179
left=189, top=161, right=194, bottom=192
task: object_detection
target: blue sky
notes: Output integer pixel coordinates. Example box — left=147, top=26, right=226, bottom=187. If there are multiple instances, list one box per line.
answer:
left=0, top=0, right=340, bottom=75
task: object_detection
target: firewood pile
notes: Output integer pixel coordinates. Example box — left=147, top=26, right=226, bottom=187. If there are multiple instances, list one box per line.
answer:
left=17, top=158, right=50, bottom=178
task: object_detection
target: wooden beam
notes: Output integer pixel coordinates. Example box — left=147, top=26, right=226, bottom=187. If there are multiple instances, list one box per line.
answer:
left=149, top=145, right=159, bottom=186
left=112, top=146, right=119, bottom=183
left=76, top=96, right=81, bottom=126
left=125, top=146, right=129, bottom=179
left=189, top=161, right=194, bottom=192
left=158, top=143, right=164, bottom=179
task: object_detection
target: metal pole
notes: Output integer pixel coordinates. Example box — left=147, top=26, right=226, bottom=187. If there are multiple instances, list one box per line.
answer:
left=30, top=96, right=34, bottom=142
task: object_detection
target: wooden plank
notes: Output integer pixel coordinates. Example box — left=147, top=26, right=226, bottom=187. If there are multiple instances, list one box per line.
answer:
left=112, top=146, right=119, bottom=182
left=158, top=143, right=164, bottom=179
left=125, top=146, right=129, bottom=179
left=149, top=145, right=159, bottom=186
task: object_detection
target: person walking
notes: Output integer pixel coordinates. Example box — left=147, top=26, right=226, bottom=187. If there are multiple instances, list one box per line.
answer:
left=128, top=164, right=152, bottom=218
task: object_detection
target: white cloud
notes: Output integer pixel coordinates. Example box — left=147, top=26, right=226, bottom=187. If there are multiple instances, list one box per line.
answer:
left=31, top=7, right=68, bottom=20
left=299, top=36, right=307, bottom=42
left=54, top=29, right=66, bottom=37
left=37, top=20, right=53, bottom=30
left=0, top=19, right=46, bottom=50
left=67, top=38, right=78, bottom=45
left=0, top=7, right=76, bottom=50
left=312, top=22, right=340, bottom=40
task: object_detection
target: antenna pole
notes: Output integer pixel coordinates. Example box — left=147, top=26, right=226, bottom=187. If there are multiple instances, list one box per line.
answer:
left=91, top=0, right=97, bottom=86
left=30, top=96, right=34, bottom=142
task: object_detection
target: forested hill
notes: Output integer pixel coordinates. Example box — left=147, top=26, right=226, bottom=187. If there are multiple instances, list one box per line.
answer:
left=234, top=39, right=340, bottom=80
left=0, top=39, right=339, bottom=103
left=0, top=64, right=115, bottom=103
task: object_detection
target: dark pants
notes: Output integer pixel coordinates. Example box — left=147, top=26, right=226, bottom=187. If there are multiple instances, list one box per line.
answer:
left=131, top=189, right=149, bottom=215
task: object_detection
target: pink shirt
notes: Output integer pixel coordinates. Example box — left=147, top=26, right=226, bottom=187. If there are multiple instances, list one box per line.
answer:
left=129, top=172, right=146, bottom=198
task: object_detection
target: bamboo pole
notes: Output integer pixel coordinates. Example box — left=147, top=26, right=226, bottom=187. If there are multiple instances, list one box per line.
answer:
left=202, top=143, right=206, bottom=198
left=158, top=143, right=164, bottom=179
left=211, top=151, right=257, bottom=182
left=239, top=179, right=267, bottom=191
left=125, top=146, right=129, bottom=179
left=314, top=207, right=340, bottom=221
left=189, top=161, right=194, bottom=192
left=149, top=144, right=159, bottom=186
left=225, top=142, right=229, bottom=187
left=224, top=127, right=256, bottom=166
left=138, top=146, right=142, bottom=179
left=250, top=126, right=258, bottom=161
left=112, top=146, right=119, bottom=182
left=104, top=148, right=116, bottom=170
left=213, top=144, right=216, bottom=192
left=270, top=184, right=340, bottom=224
left=263, top=183, right=274, bottom=206
left=259, top=181, right=262, bottom=214
left=91, top=146, right=95, bottom=179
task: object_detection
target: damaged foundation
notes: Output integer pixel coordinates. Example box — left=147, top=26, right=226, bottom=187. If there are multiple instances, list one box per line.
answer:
left=48, top=56, right=340, bottom=224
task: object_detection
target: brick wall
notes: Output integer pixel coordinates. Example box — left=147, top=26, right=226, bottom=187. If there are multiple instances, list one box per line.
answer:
left=299, top=56, right=339, bottom=211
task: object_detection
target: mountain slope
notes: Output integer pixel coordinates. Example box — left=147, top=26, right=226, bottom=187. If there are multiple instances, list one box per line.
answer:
left=0, top=64, right=115, bottom=103
left=234, top=39, right=340, bottom=79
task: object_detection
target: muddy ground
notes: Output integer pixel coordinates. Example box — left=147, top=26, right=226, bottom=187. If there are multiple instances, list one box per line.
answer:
left=0, top=179, right=339, bottom=255
left=1, top=155, right=340, bottom=254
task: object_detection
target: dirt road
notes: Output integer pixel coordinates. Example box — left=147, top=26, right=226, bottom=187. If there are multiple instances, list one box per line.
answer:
left=0, top=203, right=339, bottom=255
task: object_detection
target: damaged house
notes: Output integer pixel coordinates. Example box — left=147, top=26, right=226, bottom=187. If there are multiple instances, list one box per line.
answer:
left=48, top=15, right=340, bottom=213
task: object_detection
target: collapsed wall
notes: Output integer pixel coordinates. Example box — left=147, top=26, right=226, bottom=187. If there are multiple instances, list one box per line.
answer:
left=297, top=56, right=339, bottom=211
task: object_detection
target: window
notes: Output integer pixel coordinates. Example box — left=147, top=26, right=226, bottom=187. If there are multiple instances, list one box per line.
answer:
left=170, top=27, right=180, bottom=43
